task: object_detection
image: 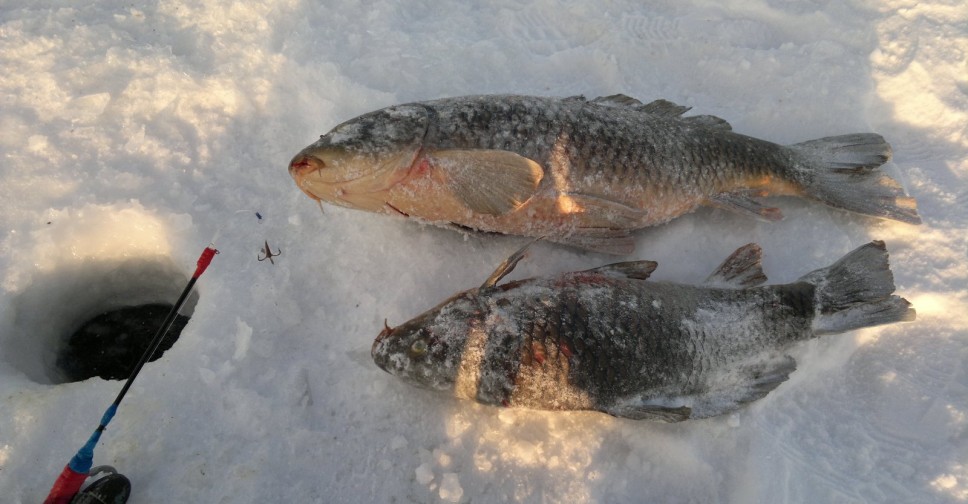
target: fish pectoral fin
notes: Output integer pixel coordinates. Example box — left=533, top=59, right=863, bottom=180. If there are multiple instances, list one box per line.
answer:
left=705, top=243, right=768, bottom=287
left=581, top=260, right=658, bottom=280
left=427, top=149, right=544, bottom=216
left=480, top=238, right=541, bottom=289
left=606, top=403, right=692, bottom=422
left=548, top=228, right=636, bottom=256
left=706, top=191, right=784, bottom=221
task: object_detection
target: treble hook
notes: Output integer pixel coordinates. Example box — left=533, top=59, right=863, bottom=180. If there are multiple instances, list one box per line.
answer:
left=258, top=240, right=281, bottom=264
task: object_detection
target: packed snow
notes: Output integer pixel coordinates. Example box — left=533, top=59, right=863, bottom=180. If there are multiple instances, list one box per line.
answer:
left=2, top=1, right=966, bottom=502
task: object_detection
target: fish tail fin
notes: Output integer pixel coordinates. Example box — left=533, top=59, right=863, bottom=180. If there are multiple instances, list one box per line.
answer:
left=799, top=240, right=916, bottom=335
left=788, top=134, right=921, bottom=224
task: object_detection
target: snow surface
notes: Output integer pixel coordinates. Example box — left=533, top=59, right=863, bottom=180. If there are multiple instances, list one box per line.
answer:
left=1, top=1, right=966, bottom=502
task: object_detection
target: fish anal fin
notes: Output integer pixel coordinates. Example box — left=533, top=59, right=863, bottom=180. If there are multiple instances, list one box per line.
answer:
left=737, top=355, right=797, bottom=404
left=582, top=260, right=658, bottom=280
left=427, top=149, right=544, bottom=216
left=706, top=191, right=783, bottom=221
left=690, top=355, right=797, bottom=418
left=705, top=243, right=767, bottom=287
left=606, top=403, right=692, bottom=422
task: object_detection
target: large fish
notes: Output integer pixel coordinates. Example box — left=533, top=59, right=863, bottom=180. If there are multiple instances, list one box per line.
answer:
left=289, top=95, right=920, bottom=254
left=371, top=241, right=915, bottom=421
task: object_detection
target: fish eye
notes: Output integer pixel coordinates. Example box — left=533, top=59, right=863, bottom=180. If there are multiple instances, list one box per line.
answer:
left=409, top=339, right=428, bottom=357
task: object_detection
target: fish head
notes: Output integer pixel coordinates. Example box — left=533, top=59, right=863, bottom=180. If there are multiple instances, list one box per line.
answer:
left=372, top=290, right=484, bottom=392
left=288, top=104, right=432, bottom=210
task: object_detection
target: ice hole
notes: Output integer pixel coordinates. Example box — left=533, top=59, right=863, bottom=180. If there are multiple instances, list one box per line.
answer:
left=3, top=257, right=198, bottom=384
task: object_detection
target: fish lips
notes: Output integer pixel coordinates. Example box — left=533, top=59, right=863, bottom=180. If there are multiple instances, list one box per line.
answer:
left=371, top=322, right=395, bottom=372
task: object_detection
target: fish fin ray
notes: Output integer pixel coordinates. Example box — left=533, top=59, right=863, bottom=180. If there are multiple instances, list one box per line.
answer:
left=548, top=228, right=636, bottom=255
left=480, top=239, right=540, bottom=289
left=789, top=134, right=921, bottom=224
left=637, top=100, right=733, bottom=130
left=428, top=149, right=544, bottom=216
left=564, top=193, right=648, bottom=228
left=592, top=94, right=645, bottom=108
left=581, top=260, right=658, bottom=280
left=606, top=403, right=691, bottom=422
left=706, top=191, right=784, bottom=221
left=734, top=355, right=798, bottom=404
left=704, top=243, right=767, bottom=287
left=684, top=114, right=733, bottom=131
left=692, top=355, right=797, bottom=418
left=800, top=241, right=916, bottom=334
left=640, top=99, right=692, bottom=117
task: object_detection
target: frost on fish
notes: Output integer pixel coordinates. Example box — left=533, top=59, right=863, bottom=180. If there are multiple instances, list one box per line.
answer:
left=371, top=241, right=915, bottom=421
left=290, top=95, right=921, bottom=254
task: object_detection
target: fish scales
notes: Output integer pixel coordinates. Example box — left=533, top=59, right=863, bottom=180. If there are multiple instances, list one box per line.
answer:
left=472, top=278, right=810, bottom=411
left=291, top=95, right=919, bottom=253
left=371, top=241, right=914, bottom=420
left=423, top=96, right=784, bottom=196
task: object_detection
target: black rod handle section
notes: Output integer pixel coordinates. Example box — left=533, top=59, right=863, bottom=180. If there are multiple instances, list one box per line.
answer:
left=109, top=276, right=198, bottom=410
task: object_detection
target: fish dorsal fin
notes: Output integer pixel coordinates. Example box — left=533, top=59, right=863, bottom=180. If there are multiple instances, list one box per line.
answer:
left=639, top=100, right=733, bottom=130
left=684, top=114, right=733, bottom=131
left=581, top=260, right=657, bottom=280
left=427, top=149, right=544, bottom=216
left=592, top=94, right=645, bottom=108
left=480, top=239, right=539, bottom=289
left=704, top=243, right=767, bottom=288
left=640, top=99, right=692, bottom=117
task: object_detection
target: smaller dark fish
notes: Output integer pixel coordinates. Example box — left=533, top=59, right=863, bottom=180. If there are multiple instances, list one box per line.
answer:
left=371, top=241, right=915, bottom=421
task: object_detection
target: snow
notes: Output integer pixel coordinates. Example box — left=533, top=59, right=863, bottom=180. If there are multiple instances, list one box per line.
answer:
left=1, top=0, right=966, bottom=502
left=439, top=472, right=463, bottom=502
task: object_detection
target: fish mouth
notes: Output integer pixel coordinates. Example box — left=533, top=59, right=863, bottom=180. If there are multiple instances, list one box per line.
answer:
left=288, top=153, right=327, bottom=180
left=371, top=320, right=395, bottom=371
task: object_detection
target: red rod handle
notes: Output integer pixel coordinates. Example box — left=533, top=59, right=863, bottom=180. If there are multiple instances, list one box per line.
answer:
left=192, top=246, right=218, bottom=278
left=43, top=465, right=88, bottom=504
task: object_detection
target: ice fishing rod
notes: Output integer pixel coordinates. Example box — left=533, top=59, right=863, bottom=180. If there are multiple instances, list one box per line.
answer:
left=44, top=245, right=218, bottom=504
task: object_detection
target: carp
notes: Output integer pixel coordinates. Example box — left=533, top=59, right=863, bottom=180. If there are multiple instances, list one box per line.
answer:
left=290, top=95, right=920, bottom=254
left=371, top=241, right=915, bottom=421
